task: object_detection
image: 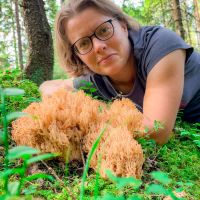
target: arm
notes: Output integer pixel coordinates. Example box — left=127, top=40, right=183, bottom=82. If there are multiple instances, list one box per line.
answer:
left=39, top=78, right=74, bottom=97
left=143, top=49, right=186, bottom=144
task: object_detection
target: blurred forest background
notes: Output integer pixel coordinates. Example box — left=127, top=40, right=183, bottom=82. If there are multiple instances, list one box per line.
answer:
left=0, top=0, right=200, bottom=85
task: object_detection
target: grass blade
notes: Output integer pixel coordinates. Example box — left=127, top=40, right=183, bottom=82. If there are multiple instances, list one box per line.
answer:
left=150, top=171, right=171, bottom=185
left=6, top=112, right=28, bottom=122
left=24, top=173, right=55, bottom=182
left=8, top=146, right=39, bottom=160
left=80, top=124, right=108, bottom=200
left=27, top=153, right=57, bottom=165
left=3, top=88, right=24, bottom=96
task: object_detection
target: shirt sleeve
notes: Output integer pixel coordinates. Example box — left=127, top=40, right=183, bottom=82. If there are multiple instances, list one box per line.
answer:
left=73, top=74, right=107, bottom=100
left=142, top=27, right=193, bottom=75
left=73, top=74, right=92, bottom=90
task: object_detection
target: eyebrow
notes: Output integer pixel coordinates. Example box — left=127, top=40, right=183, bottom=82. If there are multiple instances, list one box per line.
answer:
left=74, top=18, right=111, bottom=43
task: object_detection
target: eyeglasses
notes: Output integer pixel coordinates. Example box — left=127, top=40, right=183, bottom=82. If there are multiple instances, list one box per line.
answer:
left=71, top=18, right=116, bottom=55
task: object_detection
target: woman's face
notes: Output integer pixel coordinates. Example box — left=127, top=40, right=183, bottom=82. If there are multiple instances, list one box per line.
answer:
left=65, top=7, right=132, bottom=78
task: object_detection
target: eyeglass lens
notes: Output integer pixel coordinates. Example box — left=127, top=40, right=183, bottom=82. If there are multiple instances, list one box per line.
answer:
left=74, top=20, right=114, bottom=54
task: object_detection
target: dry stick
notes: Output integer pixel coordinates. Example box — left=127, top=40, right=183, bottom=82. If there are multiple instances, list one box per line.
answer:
left=80, top=143, right=86, bottom=167
left=41, top=161, right=76, bottom=200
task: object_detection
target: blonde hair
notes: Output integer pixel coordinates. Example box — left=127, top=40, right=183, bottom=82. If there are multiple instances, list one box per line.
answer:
left=55, top=0, right=140, bottom=77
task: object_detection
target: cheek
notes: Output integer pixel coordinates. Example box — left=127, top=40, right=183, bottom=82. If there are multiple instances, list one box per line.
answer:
left=112, top=29, right=129, bottom=49
left=79, top=54, right=96, bottom=67
left=113, top=36, right=130, bottom=57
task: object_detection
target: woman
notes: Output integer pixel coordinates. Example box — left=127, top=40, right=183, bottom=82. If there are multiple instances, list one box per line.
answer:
left=40, top=0, right=200, bottom=144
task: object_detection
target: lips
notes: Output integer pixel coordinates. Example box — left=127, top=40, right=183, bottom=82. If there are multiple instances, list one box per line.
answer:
left=98, top=54, right=116, bottom=64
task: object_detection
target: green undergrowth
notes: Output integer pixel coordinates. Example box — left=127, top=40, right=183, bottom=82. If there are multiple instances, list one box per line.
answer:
left=25, top=122, right=199, bottom=199
left=32, top=127, right=199, bottom=200
left=0, top=68, right=199, bottom=199
left=0, top=68, right=40, bottom=113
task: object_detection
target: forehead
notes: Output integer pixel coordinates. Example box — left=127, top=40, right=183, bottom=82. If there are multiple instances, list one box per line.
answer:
left=65, top=7, right=112, bottom=44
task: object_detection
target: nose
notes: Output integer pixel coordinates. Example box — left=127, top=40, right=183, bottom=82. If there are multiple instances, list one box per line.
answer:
left=92, top=37, right=107, bottom=53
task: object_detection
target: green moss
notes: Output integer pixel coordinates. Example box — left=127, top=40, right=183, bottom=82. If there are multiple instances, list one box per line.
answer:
left=0, top=68, right=40, bottom=113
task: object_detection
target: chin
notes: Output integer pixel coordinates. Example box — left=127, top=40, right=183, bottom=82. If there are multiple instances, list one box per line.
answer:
left=107, top=65, right=124, bottom=76
left=103, top=71, right=120, bottom=78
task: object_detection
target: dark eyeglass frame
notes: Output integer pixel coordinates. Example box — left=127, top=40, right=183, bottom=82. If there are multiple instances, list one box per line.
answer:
left=71, top=18, right=117, bottom=55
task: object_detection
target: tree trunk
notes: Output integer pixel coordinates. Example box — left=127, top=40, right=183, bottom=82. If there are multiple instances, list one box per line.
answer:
left=11, top=1, right=19, bottom=68
left=193, top=0, right=200, bottom=47
left=172, top=0, right=185, bottom=40
left=14, top=0, right=23, bottom=70
left=22, top=0, right=53, bottom=85
left=0, top=2, right=2, bottom=18
left=160, top=0, right=167, bottom=27
left=60, top=0, right=64, bottom=6
left=183, top=0, right=192, bottom=45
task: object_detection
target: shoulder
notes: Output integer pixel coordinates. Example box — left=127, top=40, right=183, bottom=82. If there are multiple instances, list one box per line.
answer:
left=129, top=26, right=193, bottom=77
left=129, top=25, right=190, bottom=49
left=73, top=74, right=93, bottom=89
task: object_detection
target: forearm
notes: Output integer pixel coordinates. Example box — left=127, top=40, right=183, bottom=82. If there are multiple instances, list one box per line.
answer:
left=142, top=116, right=172, bottom=145
left=39, top=79, right=74, bottom=97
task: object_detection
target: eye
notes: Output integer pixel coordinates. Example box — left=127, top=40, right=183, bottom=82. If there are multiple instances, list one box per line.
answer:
left=99, top=27, right=109, bottom=34
left=99, top=27, right=110, bottom=35
left=96, top=23, right=112, bottom=37
left=80, top=41, right=88, bottom=48
left=76, top=38, right=90, bottom=50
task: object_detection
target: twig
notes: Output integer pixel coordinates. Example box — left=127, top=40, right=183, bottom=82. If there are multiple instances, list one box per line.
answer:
left=41, top=161, right=76, bottom=200
left=80, top=143, right=86, bottom=167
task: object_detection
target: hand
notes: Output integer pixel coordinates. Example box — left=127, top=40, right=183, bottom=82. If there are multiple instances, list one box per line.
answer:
left=39, top=79, right=74, bottom=97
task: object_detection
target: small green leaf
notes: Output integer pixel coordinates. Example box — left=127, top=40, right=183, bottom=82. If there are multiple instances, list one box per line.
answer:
left=98, top=105, right=103, bottom=113
left=3, top=88, right=24, bottom=96
left=27, top=153, right=57, bottom=165
left=105, top=170, right=142, bottom=189
left=0, top=104, right=3, bottom=111
left=144, top=127, right=149, bottom=133
left=175, top=188, right=184, bottom=193
left=90, top=88, right=97, bottom=93
left=180, top=130, right=189, bottom=136
left=8, top=146, right=39, bottom=160
left=150, top=171, right=172, bottom=185
left=193, top=140, right=200, bottom=147
left=192, top=134, right=200, bottom=138
left=85, top=82, right=93, bottom=87
left=185, top=182, right=194, bottom=187
left=22, top=185, right=37, bottom=195
left=97, top=194, right=125, bottom=200
left=127, top=195, right=142, bottom=200
left=6, top=112, right=28, bottom=122
left=8, top=181, right=20, bottom=195
left=153, top=120, right=164, bottom=132
left=0, top=168, right=23, bottom=178
left=24, top=97, right=40, bottom=103
left=146, top=184, right=169, bottom=195
left=24, top=173, right=54, bottom=182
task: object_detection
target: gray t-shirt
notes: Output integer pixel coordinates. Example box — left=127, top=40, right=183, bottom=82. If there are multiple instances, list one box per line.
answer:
left=73, top=26, right=200, bottom=123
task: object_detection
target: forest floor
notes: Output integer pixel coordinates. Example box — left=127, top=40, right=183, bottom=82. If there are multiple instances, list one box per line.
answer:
left=0, top=116, right=200, bottom=200
left=0, top=67, right=199, bottom=200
